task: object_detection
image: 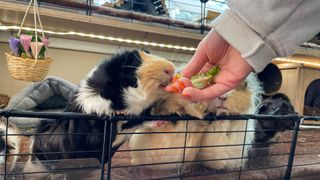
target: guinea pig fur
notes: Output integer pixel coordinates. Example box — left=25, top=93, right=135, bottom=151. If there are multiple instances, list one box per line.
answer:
left=254, top=93, right=296, bottom=145
left=129, top=94, right=209, bottom=171
left=0, top=118, right=30, bottom=173
left=247, top=93, right=296, bottom=169
left=30, top=50, right=175, bottom=167
left=196, top=73, right=263, bottom=170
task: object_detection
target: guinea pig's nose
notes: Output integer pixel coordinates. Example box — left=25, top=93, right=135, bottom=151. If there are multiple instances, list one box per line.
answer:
left=169, top=75, right=173, bottom=82
left=164, top=69, right=174, bottom=81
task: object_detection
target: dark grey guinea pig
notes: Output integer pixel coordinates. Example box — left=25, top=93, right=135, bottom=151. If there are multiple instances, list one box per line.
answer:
left=255, top=93, right=296, bottom=145
left=248, top=93, right=296, bottom=169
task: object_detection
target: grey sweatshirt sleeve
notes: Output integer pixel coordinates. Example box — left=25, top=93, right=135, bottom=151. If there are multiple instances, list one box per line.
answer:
left=211, top=0, right=320, bottom=72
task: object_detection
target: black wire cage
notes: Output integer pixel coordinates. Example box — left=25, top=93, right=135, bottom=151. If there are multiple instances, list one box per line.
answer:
left=0, top=110, right=320, bottom=180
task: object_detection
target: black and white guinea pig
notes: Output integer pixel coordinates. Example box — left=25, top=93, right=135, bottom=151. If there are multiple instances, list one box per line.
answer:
left=30, top=50, right=175, bottom=167
left=72, top=50, right=175, bottom=116
left=129, top=93, right=209, bottom=171
left=196, top=73, right=263, bottom=170
left=254, top=93, right=296, bottom=145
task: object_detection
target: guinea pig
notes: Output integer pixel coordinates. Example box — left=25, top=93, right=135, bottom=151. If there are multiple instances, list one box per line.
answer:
left=129, top=93, right=209, bottom=171
left=196, top=73, right=263, bottom=170
left=247, top=93, right=296, bottom=169
left=254, top=93, right=296, bottom=145
left=30, top=50, right=175, bottom=168
left=0, top=118, right=30, bottom=173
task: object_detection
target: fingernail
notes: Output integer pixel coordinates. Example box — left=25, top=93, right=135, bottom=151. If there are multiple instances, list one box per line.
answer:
left=165, top=85, right=179, bottom=93
left=182, top=92, right=191, bottom=99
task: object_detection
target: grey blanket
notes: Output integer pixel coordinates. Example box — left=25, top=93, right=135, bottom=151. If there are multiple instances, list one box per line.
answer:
left=4, top=76, right=78, bottom=127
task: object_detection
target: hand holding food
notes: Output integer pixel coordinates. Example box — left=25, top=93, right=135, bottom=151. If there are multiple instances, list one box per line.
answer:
left=165, top=66, right=220, bottom=93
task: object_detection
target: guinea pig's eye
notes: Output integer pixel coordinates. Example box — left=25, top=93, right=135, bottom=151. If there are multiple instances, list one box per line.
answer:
left=164, top=69, right=170, bottom=75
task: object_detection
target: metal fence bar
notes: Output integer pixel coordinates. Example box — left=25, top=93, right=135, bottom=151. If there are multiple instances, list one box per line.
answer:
left=238, top=120, right=249, bottom=180
left=179, top=120, right=189, bottom=179
left=200, top=1, right=206, bottom=34
left=117, top=140, right=292, bottom=153
left=89, top=0, right=92, bottom=16
left=0, top=110, right=306, bottom=121
left=284, top=117, right=302, bottom=180
left=3, top=117, right=9, bottom=180
left=117, top=128, right=292, bottom=134
left=106, top=120, right=115, bottom=180
left=86, top=0, right=89, bottom=15
left=100, top=119, right=108, bottom=180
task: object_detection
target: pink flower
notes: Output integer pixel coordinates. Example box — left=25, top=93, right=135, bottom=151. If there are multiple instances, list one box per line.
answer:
left=20, top=34, right=32, bottom=55
left=30, top=42, right=44, bottom=59
left=41, top=37, right=49, bottom=48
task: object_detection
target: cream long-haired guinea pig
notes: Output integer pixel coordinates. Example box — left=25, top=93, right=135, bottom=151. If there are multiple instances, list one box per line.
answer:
left=129, top=93, right=209, bottom=171
left=196, top=73, right=263, bottom=170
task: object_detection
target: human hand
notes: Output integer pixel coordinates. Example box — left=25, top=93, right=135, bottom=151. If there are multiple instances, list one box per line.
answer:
left=166, top=30, right=253, bottom=102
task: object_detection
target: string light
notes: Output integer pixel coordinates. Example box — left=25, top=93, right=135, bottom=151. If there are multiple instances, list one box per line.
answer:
left=1, top=25, right=320, bottom=67
left=0, top=25, right=197, bottom=51
left=274, top=57, right=320, bottom=67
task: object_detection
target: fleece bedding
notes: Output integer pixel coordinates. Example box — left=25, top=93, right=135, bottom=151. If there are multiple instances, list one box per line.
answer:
left=4, top=76, right=78, bottom=127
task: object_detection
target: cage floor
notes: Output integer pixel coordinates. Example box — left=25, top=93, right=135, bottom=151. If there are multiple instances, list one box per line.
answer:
left=109, top=130, right=320, bottom=180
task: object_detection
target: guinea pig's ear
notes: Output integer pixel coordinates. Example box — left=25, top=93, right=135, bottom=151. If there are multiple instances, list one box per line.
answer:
left=7, top=143, right=16, bottom=150
left=257, top=63, right=282, bottom=95
left=138, top=50, right=152, bottom=62
left=141, top=48, right=151, bottom=54
left=137, top=48, right=151, bottom=55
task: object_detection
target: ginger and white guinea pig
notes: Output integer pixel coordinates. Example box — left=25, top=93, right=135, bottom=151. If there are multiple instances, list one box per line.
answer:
left=196, top=73, right=263, bottom=170
left=129, top=93, right=209, bottom=171
left=0, top=118, right=30, bottom=173
left=31, top=50, right=176, bottom=167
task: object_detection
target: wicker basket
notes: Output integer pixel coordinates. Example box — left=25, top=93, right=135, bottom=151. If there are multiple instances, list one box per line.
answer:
left=5, top=0, right=53, bottom=82
left=5, top=53, right=53, bottom=82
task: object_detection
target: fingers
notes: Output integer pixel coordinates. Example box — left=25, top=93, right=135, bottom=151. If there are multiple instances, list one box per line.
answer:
left=181, top=41, right=208, bottom=78
left=200, top=62, right=215, bottom=74
left=181, top=51, right=253, bottom=102
left=182, top=83, right=236, bottom=102
left=182, top=30, right=230, bottom=78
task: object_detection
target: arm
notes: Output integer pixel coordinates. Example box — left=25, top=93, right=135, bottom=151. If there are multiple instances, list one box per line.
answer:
left=169, top=0, right=320, bottom=101
left=213, top=0, right=320, bottom=72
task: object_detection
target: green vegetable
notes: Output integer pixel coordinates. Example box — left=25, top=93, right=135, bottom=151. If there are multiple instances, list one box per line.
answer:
left=191, top=66, right=220, bottom=89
